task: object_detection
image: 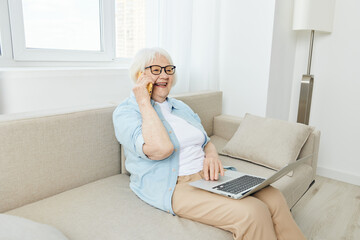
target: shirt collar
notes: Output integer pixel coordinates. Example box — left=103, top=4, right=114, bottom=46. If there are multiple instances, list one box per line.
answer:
left=167, top=97, right=181, bottom=110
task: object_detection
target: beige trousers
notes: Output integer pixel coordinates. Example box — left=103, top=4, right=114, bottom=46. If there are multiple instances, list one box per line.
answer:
left=172, top=171, right=306, bottom=240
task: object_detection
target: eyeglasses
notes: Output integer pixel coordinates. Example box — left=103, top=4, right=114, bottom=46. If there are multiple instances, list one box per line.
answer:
left=145, top=65, right=176, bottom=75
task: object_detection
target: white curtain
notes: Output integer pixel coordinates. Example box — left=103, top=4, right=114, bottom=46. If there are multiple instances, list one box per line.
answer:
left=147, top=0, right=220, bottom=94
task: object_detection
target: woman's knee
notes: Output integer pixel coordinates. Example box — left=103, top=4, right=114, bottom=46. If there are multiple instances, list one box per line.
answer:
left=230, top=198, right=276, bottom=239
left=255, top=186, right=289, bottom=212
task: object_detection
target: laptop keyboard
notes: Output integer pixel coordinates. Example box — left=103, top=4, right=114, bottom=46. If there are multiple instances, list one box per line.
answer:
left=212, top=175, right=265, bottom=195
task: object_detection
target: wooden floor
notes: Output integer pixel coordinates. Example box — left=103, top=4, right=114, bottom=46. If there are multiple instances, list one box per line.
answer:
left=292, top=175, right=360, bottom=240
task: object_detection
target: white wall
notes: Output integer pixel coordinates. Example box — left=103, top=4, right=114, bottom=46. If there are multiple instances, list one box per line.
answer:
left=289, top=0, right=360, bottom=185
left=0, top=71, right=5, bottom=114
left=219, top=0, right=276, bottom=118
left=0, top=66, right=196, bottom=114
left=218, top=0, right=297, bottom=121
left=0, top=68, right=132, bottom=114
left=266, top=0, right=297, bottom=120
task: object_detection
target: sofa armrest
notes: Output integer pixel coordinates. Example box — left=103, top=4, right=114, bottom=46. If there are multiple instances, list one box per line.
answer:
left=298, top=129, right=321, bottom=180
left=213, top=115, right=242, bottom=141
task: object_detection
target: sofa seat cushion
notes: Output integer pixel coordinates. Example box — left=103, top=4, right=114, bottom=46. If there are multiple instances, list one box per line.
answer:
left=6, top=174, right=232, bottom=240
left=0, top=214, right=69, bottom=240
left=211, top=135, right=313, bottom=208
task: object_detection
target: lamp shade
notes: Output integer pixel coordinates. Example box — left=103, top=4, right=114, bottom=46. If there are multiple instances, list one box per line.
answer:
left=293, top=0, right=336, bottom=33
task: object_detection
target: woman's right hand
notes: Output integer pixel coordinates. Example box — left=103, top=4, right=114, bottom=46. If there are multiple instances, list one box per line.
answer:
left=133, top=71, right=156, bottom=105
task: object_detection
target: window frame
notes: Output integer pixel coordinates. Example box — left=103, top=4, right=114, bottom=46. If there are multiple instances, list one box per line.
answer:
left=0, top=0, right=12, bottom=62
left=7, top=0, right=116, bottom=62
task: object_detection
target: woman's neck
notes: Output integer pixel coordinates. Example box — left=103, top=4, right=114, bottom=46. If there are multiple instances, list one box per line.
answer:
left=152, top=96, right=167, bottom=103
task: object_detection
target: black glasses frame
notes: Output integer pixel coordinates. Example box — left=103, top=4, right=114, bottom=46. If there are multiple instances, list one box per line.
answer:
left=145, top=65, right=176, bottom=75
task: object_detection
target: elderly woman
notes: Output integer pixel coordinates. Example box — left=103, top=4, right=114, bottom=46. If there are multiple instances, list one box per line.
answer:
left=113, top=48, right=305, bottom=240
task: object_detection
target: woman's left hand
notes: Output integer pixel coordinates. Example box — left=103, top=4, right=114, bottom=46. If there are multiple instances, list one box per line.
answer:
left=203, top=143, right=225, bottom=181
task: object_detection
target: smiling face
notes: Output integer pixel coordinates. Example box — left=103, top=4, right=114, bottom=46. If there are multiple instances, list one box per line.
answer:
left=145, top=55, right=174, bottom=103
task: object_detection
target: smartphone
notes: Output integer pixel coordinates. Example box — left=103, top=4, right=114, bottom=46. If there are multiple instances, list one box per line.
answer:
left=137, top=72, right=153, bottom=97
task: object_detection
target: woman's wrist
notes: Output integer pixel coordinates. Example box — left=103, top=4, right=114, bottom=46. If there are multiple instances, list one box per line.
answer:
left=137, top=98, right=152, bottom=111
left=204, top=143, right=218, bottom=158
left=205, top=152, right=218, bottom=158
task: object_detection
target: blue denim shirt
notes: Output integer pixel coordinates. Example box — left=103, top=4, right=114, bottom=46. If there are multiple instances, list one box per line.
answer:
left=112, top=92, right=210, bottom=215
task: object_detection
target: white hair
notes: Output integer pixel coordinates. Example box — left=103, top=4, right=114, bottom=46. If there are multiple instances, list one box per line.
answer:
left=129, top=47, right=177, bottom=86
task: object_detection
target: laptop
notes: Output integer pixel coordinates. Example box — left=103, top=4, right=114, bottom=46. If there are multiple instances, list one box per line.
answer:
left=189, top=154, right=313, bottom=199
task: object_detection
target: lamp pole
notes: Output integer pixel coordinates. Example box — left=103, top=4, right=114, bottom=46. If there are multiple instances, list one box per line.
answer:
left=307, top=30, right=315, bottom=75
left=297, top=30, right=315, bottom=125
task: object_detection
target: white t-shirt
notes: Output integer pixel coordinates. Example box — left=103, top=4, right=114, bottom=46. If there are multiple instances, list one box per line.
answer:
left=157, top=100, right=205, bottom=176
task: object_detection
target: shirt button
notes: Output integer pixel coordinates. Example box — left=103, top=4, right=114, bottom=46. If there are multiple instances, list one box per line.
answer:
left=174, top=149, right=177, bottom=152
left=167, top=210, right=170, bottom=213
left=172, top=168, right=176, bottom=172
left=169, top=187, right=172, bottom=191
left=169, top=131, right=172, bottom=134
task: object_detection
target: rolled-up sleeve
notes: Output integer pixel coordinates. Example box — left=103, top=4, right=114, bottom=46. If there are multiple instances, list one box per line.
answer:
left=135, top=134, right=148, bottom=159
left=112, top=103, right=150, bottom=160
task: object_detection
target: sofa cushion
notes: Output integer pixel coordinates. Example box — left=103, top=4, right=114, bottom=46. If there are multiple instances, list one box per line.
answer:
left=0, top=214, right=69, bottom=240
left=6, top=174, right=232, bottom=240
left=221, top=113, right=313, bottom=175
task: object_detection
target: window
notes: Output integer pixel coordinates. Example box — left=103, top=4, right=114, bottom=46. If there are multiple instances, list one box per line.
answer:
left=22, top=0, right=101, bottom=51
left=1, top=0, right=156, bottom=65
left=0, top=0, right=12, bottom=62
left=8, top=0, right=114, bottom=61
left=115, top=0, right=146, bottom=58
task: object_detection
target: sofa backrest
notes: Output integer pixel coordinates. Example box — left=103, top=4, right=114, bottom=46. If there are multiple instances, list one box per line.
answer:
left=171, top=91, right=223, bottom=137
left=0, top=104, right=121, bottom=212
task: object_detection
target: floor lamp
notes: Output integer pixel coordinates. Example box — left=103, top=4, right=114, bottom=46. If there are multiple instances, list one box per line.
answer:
left=293, top=0, right=336, bottom=125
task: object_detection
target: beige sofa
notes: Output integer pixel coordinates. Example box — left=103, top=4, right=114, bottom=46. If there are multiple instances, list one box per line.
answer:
left=0, top=91, right=320, bottom=240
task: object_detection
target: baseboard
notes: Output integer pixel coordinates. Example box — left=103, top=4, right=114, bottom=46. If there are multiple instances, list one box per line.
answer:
left=317, top=166, right=360, bottom=186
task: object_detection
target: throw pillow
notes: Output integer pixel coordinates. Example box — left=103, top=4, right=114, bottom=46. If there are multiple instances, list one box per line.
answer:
left=220, top=113, right=313, bottom=175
